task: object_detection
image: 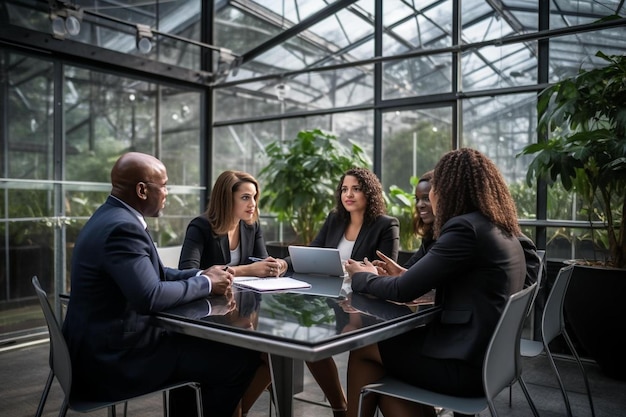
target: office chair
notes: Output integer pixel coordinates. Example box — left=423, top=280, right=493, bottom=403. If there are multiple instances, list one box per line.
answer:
left=518, top=265, right=595, bottom=417
left=32, top=276, right=204, bottom=417
left=508, top=249, right=545, bottom=405
left=357, top=283, right=539, bottom=417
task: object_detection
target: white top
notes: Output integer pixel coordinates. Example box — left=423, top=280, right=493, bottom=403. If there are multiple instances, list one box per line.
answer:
left=229, top=243, right=241, bottom=266
left=337, top=236, right=355, bottom=262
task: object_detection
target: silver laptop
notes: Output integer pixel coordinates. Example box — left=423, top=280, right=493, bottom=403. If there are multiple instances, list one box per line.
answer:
left=287, top=246, right=346, bottom=298
left=288, top=246, right=345, bottom=276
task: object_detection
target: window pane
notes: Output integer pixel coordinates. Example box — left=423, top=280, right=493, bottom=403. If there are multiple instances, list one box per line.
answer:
left=462, top=93, right=537, bottom=218
left=214, top=66, right=374, bottom=122
left=383, top=0, right=453, bottom=55
left=381, top=107, right=452, bottom=192
left=462, top=42, right=538, bottom=91
left=384, top=54, right=452, bottom=99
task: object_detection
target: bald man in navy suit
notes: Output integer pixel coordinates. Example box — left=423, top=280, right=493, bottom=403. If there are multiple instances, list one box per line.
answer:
left=62, top=152, right=259, bottom=417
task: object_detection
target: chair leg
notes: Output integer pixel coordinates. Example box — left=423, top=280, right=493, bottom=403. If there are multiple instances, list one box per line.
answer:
left=35, top=369, right=54, bottom=417
left=545, top=345, right=573, bottom=417
left=58, top=399, right=69, bottom=417
left=357, top=388, right=376, bottom=417
left=192, top=383, right=204, bottom=417
left=267, top=384, right=275, bottom=417
left=107, top=404, right=117, bottom=417
left=517, top=376, right=540, bottom=417
left=563, top=329, right=596, bottom=417
left=508, top=385, right=512, bottom=407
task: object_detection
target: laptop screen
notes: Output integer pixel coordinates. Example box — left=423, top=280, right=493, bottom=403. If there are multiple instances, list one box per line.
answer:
left=288, top=246, right=346, bottom=276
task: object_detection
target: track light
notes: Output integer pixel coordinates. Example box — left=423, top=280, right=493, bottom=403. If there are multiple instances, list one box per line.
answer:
left=275, top=83, right=290, bottom=101
left=136, top=24, right=154, bottom=54
left=49, top=1, right=83, bottom=40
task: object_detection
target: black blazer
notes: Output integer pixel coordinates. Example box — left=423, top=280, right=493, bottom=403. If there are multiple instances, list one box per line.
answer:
left=352, top=211, right=526, bottom=366
left=178, top=215, right=268, bottom=269
left=62, top=196, right=209, bottom=397
left=309, top=211, right=400, bottom=262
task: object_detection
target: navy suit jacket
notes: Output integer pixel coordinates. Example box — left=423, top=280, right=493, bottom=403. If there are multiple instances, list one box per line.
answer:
left=352, top=211, right=526, bottom=366
left=62, top=196, right=210, bottom=396
left=178, top=216, right=268, bottom=269
left=309, top=212, right=400, bottom=262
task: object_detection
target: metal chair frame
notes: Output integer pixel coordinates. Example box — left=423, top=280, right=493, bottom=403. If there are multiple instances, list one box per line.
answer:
left=519, top=265, right=595, bottom=417
left=32, top=276, right=203, bottom=417
left=357, top=283, right=539, bottom=417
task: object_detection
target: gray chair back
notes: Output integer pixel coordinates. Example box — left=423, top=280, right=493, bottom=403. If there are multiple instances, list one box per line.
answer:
left=542, top=265, right=574, bottom=344
left=32, top=276, right=74, bottom=399
left=483, top=282, right=537, bottom=411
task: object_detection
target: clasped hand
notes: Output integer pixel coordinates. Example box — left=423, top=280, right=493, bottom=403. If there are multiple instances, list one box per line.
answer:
left=201, top=265, right=235, bottom=295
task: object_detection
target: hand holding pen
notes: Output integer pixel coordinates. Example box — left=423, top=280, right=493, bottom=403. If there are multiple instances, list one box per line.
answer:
left=248, top=256, right=287, bottom=277
left=201, top=265, right=234, bottom=295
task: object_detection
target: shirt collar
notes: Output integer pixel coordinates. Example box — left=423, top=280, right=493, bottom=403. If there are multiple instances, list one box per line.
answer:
left=110, top=195, right=148, bottom=230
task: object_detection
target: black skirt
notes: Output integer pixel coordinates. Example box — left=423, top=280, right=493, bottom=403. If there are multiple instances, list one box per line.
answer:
left=378, top=325, right=484, bottom=397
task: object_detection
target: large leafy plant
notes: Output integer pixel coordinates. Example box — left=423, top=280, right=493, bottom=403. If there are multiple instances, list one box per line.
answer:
left=258, top=129, right=370, bottom=245
left=519, top=51, right=626, bottom=268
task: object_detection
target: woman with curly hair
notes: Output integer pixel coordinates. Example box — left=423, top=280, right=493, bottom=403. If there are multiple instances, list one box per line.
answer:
left=344, top=149, right=526, bottom=417
left=241, top=167, right=399, bottom=417
left=372, top=170, right=435, bottom=275
left=308, top=166, right=400, bottom=263
left=305, top=166, right=399, bottom=416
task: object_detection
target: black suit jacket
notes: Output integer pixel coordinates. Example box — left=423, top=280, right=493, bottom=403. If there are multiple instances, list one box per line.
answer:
left=309, top=211, right=400, bottom=262
left=62, top=196, right=209, bottom=397
left=352, top=211, right=526, bottom=366
left=178, top=215, right=268, bottom=269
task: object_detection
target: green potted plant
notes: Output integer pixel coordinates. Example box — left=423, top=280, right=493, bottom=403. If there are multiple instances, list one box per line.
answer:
left=386, top=176, right=420, bottom=264
left=258, top=129, right=370, bottom=248
left=519, top=51, right=626, bottom=380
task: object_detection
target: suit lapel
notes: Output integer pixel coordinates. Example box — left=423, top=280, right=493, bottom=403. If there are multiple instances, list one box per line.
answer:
left=352, top=222, right=370, bottom=257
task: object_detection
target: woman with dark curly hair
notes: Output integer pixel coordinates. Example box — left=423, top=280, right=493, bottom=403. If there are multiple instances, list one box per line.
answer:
left=304, top=167, right=399, bottom=416
left=309, top=167, right=399, bottom=263
left=245, top=167, right=399, bottom=417
left=372, top=170, right=435, bottom=275
left=344, top=149, right=527, bottom=417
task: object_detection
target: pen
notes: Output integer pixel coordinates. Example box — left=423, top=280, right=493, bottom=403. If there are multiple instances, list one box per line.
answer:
left=248, top=257, right=265, bottom=262
left=222, top=266, right=229, bottom=271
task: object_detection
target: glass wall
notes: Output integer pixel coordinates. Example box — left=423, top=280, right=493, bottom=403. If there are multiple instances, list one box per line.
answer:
left=0, top=48, right=204, bottom=340
left=1, top=0, right=626, bottom=339
left=212, top=0, right=626, bottom=261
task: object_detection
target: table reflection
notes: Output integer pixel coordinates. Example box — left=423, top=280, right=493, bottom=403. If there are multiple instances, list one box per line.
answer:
left=162, top=287, right=429, bottom=345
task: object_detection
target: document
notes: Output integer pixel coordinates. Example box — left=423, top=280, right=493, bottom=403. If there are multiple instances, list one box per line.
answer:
left=233, top=276, right=312, bottom=292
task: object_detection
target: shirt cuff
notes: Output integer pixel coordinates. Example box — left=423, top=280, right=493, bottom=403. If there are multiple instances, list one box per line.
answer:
left=196, top=271, right=212, bottom=294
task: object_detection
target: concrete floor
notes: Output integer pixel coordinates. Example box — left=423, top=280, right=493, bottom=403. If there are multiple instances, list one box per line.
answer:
left=1, top=339, right=625, bottom=417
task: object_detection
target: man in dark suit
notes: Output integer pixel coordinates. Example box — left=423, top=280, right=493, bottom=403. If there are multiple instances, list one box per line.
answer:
left=62, top=152, right=260, bottom=417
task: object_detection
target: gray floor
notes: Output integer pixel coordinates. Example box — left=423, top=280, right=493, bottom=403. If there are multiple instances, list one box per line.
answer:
left=1, top=339, right=625, bottom=417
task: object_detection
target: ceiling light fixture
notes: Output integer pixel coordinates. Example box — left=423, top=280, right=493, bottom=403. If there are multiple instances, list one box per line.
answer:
left=275, top=83, right=290, bottom=101
left=136, top=24, right=154, bottom=54
left=49, top=0, right=83, bottom=40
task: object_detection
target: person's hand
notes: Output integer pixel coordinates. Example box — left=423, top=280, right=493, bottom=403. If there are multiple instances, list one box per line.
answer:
left=372, top=250, right=407, bottom=276
left=208, top=289, right=237, bottom=315
left=201, top=265, right=234, bottom=295
left=344, top=258, right=377, bottom=278
left=248, top=256, right=286, bottom=277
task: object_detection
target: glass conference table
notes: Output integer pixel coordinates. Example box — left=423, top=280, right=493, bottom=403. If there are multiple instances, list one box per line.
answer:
left=152, top=277, right=439, bottom=417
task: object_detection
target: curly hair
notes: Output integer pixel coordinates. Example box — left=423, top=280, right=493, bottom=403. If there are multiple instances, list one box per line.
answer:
left=413, top=170, right=434, bottom=240
left=431, top=148, right=521, bottom=239
left=205, top=170, right=260, bottom=235
left=334, top=167, right=386, bottom=225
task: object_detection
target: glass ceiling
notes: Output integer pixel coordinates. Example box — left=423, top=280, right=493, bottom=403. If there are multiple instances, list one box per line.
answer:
left=4, top=0, right=626, bottom=118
